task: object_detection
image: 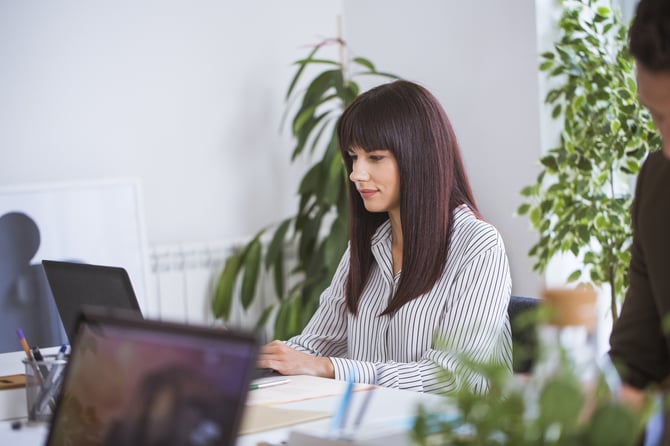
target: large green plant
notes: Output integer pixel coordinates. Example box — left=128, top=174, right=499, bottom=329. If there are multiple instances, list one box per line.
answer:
left=517, top=0, right=661, bottom=321
left=211, top=38, right=399, bottom=339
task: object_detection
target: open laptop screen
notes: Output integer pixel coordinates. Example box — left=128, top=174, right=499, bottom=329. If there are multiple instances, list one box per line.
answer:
left=41, top=260, right=143, bottom=344
left=46, top=310, right=259, bottom=446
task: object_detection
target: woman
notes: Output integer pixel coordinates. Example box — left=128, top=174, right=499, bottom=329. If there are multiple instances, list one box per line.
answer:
left=259, top=80, right=512, bottom=394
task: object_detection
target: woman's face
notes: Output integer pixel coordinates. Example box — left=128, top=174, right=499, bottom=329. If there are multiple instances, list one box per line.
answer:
left=347, top=147, right=400, bottom=216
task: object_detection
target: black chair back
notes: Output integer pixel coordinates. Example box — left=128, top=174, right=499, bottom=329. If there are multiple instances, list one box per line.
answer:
left=508, top=295, right=541, bottom=374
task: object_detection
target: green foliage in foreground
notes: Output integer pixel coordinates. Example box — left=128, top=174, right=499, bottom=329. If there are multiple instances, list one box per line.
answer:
left=412, top=314, right=654, bottom=446
left=412, top=359, right=648, bottom=446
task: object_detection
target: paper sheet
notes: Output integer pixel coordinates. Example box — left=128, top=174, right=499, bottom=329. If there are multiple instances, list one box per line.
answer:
left=239, top=405, right=330, bottom=435
left=246, top=375, right=373, bottom=406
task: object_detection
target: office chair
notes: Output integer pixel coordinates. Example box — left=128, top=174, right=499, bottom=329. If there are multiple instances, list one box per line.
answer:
left=508, top=295, right=541, bottom=374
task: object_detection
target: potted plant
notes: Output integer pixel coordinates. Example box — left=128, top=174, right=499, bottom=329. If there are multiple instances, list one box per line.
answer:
left=211, top=38, right=399, bottom=339
left=517, top=0, right=661, bottom=321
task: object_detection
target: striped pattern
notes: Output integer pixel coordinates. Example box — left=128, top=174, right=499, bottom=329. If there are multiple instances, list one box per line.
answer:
left=286, top=205, right=512, bottom=394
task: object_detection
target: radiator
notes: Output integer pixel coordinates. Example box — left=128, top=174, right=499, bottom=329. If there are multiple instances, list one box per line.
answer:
left=147, top=240, right=277, bottom=336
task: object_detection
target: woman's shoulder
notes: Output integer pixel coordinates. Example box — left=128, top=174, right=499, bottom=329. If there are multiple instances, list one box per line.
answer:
left=451, top=205, right=505, bottom=255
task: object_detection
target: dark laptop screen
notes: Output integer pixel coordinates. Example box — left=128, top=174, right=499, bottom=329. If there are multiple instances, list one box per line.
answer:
left=42, top=260, right=142, bottom=343
left=46, top=312, right=259, bottom=446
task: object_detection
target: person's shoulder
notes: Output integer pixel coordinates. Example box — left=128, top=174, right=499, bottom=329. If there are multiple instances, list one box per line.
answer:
left=451, top=205, right=504, bottom=254
left=642, top=150, right=670, bottom=173
left=638, top=150, right=670, bottom=188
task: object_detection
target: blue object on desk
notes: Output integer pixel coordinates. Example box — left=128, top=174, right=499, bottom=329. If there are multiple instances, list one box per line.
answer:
left=330, top=376, right=354, bottom=436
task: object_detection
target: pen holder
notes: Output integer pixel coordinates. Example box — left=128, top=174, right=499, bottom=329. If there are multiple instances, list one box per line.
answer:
left=22, top=354, right=68, bottom=422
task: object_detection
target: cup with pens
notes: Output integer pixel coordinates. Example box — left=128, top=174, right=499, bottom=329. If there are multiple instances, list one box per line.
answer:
left=17, top=329, right=68, bottom=422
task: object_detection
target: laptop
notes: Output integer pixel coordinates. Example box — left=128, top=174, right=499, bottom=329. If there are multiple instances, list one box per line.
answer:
left=41, top=260, right=143, bottom=343
left=45, top=308, right=260, bottom=446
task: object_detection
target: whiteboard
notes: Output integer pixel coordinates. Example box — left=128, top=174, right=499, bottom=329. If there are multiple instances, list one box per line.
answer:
left=0, top=179, right=149, bottom=353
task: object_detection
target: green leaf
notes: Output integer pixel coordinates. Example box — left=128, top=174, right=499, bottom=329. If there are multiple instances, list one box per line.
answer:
left=572, top=95, right=586, bottom=112
left=272, top=253, right=285, bottom=301
left=538, top=374, right=584, bottom=429
left=539, top=60, right=554, bottom=71
left=324, top=215, right=348, bottom=270
left=255, top=305, right=275, bottom=331
left=292, top=58, right=339, bottom=67
left=265, top=219, right=292, bottom=269
left=551, top=103, right=563, bottom=119
left=567, top=269, right=582, bottom=282
left=301, top=69, right=342, bottom=109
left=292, top=106, right=318, bottom=139
left=587, top=403, right=638, bottom=446
left=520, top=185, right=535, bottom=197
left=353, top=56, right=376, bottom=71
left=286, top=43, right=324, bottom=100
left=240, top=238, right=262, bottom=309
left=596, top=6, right=610, bottom=16
left=530, top=206, right=542, bottom=228
left=212, top=253, right=243, bottom=320
left=298, top=163, right=323, bottom=195
left=274, top=298, right=302, bottom=339
left=516, top=203, right=531, bottom=215
left=540, top=155, right=559, bottom=172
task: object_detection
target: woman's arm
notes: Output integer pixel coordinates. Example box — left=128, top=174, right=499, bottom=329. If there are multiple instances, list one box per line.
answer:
left=257, top=248, right=351, bottom=376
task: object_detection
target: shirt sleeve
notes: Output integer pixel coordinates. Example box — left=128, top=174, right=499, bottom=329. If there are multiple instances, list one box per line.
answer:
left=283, top=247, right=350, bottom=358
left=330, top=240, right=512, bottom=394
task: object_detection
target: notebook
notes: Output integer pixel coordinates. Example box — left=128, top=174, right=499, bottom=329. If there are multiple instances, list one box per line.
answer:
left=41, top=260, right=143, bottom=343
left=45, top=308, right=260, bottom=446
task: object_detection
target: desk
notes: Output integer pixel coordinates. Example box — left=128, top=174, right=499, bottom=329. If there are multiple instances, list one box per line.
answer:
left=0, top=375, right=447, bottom=445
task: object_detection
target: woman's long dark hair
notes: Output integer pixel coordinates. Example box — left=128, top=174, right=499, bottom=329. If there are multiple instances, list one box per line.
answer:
left=337, top=80, right=478, bottom=316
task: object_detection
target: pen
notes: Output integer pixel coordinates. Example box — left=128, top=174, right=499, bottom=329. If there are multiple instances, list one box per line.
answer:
left=16, top=329, right=44, bottom=385
left=16, top=329, right=34, bottom=362
left=31, top=346, right=50, bottom=381
left=330, top=376, right=354, bottom=437
left=249, top=378, right=291, bottom=390
left=351, top=384, right=377, bottom=433
left=56, top=344, right=67, bottom=359
left=35, top=359, right=62, bottom=413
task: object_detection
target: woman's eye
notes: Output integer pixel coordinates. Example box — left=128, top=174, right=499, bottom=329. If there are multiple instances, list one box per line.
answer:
left=370, top=155, right=383, bottom=161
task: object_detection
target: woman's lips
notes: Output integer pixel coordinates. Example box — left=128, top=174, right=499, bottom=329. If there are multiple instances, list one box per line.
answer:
left=358, top=189, right=377, bottom=198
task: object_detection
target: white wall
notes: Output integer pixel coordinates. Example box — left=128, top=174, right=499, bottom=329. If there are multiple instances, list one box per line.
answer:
left=343, top=0, right=544, bottom=297
left=0, top=0, right=342, bottom=246
left=0, top=1, right=543, bottom=299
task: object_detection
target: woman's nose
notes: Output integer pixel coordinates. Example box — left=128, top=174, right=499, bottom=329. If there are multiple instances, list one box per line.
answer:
left=349, top=164, right=369, bottom=182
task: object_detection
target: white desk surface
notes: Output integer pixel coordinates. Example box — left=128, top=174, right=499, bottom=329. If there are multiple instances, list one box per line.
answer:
left=0, top=375, right=447, bottom=446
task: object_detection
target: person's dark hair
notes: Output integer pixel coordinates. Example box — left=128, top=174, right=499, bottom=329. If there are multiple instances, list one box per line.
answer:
left=629, top=0, right=670, bottom=71
left=336, top=80, right=478, bottom=316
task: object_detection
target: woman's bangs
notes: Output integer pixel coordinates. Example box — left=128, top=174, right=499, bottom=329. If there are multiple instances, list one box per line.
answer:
left=339, top=101, right=396, bottom=154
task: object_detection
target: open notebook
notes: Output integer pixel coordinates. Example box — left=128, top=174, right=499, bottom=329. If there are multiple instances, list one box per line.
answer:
left=45, top=308, right=259, bottom=446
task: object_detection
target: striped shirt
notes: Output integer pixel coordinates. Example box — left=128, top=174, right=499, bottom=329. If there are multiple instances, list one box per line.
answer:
left=286, top=204, right=512, bottom=394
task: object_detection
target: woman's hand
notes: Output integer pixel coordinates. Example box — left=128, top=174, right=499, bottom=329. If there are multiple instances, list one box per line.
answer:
left=258, top=340, right=334, bottom=378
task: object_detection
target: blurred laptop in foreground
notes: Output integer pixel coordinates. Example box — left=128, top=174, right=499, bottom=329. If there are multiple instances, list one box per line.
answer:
left=45, top=308, right=259, bottom=446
